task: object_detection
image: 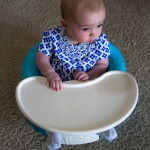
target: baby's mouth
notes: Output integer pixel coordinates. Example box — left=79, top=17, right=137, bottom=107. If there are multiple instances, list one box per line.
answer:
left=88, top=40, right=95, bottom=43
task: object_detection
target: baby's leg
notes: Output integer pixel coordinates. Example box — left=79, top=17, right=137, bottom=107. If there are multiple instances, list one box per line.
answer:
left=46, top=132, right=61, bottom=150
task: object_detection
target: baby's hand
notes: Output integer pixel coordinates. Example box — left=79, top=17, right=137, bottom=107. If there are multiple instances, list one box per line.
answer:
left=73, top=71, right=89, bottom=81
left=45, top=71, right=62, bottom=91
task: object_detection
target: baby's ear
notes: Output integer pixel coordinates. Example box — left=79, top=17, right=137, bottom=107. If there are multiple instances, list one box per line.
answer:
left=60, top=19, right=68, bottom=29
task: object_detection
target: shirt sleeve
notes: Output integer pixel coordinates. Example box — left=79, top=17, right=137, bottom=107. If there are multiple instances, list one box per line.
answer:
left=96, top=33, right=110, bottom=60
left=38, top=29, right=53, bottom=56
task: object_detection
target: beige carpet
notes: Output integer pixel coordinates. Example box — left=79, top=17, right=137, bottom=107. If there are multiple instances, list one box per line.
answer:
left=0, top=0, right=150, bottom=149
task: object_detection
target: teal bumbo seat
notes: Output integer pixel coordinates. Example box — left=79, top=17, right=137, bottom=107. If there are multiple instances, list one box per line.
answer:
left=21, top=42, right=126, bottom=136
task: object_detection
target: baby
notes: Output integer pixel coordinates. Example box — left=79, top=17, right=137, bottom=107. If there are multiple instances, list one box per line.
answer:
left=36, top=0, right=117, bottom=149
left=36, top=0, right=109, bottom=91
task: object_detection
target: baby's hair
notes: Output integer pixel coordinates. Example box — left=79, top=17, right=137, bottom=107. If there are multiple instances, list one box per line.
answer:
left=61, top=0, right=105, bottom=21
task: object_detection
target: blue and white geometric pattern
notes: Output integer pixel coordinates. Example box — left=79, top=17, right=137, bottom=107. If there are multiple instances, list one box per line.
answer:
left=38, top=26, right=110, bottom=82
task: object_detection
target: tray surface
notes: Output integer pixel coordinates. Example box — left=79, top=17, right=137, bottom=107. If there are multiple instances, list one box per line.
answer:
left=16, top=71, right=138, bottom=135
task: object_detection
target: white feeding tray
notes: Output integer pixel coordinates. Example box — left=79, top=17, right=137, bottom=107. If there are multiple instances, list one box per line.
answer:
left=16, top=71, right=138, bottom=145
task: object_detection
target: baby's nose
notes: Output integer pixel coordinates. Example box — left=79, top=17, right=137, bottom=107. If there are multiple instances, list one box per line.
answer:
left=90, top=30, right=95, bottom=37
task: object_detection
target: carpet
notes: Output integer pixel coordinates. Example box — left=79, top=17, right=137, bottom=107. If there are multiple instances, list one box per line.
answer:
left=0, top=0, right=150, bottom=149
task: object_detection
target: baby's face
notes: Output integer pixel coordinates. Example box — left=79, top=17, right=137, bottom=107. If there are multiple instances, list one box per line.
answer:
left=66, top=9, right=106, bottom=45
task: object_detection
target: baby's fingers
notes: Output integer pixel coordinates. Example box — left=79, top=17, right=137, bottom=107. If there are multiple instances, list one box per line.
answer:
left=73, top=71, right=81, bottom=80
left=76, top=73, right=85, bottom=80
left=74, top=71, right=89, bottom=80
left=79, top=75, right=89, bottom=80
left=52, top=79, right=62, bottom=91
left=46, top=80, right=51, bottom=87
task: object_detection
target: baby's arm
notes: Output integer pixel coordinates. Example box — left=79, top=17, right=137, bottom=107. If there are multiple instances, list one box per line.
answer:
left=36, top=51, right=62, bottom=91
left=74, top=57, right=109, bottom=80
left=87, top=57, right=109, bottom=80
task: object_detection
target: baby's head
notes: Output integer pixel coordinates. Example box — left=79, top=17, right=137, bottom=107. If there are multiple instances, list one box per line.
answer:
left=60, top=0, right=106, bottom=44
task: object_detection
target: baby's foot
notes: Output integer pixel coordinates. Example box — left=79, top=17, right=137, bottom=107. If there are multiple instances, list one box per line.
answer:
left=46, top=132, right=61, bottom=150
left=102, top=128, right=118, bottom=141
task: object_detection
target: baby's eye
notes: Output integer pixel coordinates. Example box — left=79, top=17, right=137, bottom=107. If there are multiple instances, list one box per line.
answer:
left=97, top=24, right=102, bottom=28
left=82, top=28, right=89, bottom=31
